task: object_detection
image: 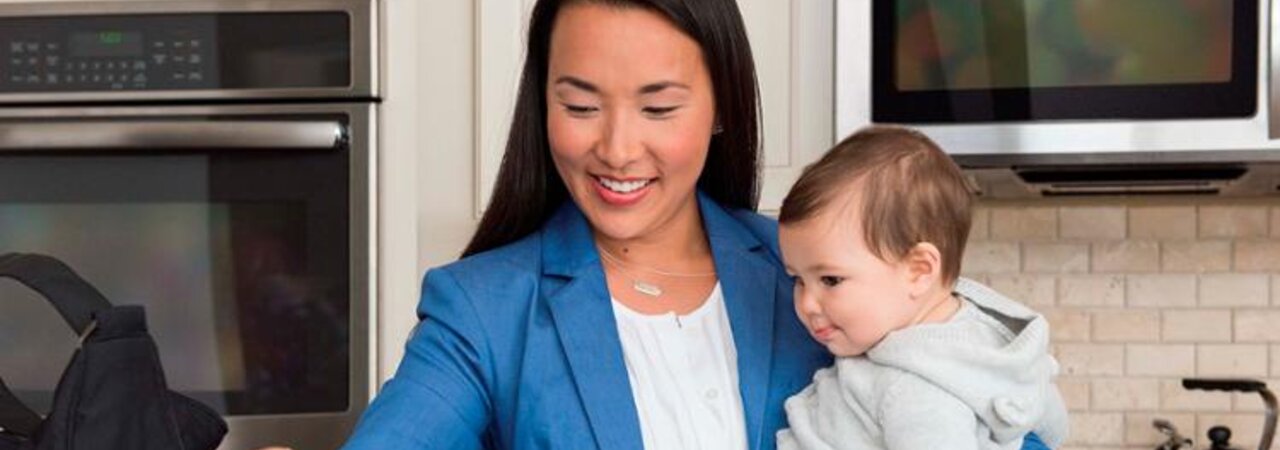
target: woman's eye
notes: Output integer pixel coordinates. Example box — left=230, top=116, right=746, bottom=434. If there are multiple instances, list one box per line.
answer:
left=819, top=276, right=844, bottom=287
left=642, top=106, right=680, bottom=118
left=563, top=104, right=598, bottom=116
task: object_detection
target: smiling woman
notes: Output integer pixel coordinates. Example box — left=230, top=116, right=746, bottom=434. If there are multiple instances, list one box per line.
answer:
left=339, top=1, right=1049, bottom=450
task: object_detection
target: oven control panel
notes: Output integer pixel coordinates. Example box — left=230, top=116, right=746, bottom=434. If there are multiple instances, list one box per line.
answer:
left=3, top=16, right=216, bottom=92
left=0, top=12, right=350, bottom=94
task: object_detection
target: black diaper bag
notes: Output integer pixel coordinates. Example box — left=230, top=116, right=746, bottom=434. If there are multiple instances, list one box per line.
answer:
left=0, top=253, right=227, bottom=450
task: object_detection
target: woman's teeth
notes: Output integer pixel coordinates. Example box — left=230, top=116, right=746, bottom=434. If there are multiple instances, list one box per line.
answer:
left=598, top=177, right=651, bottom=194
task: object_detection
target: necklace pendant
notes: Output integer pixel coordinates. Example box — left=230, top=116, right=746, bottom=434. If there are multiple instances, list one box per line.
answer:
left=633, top=280, right=663, bottom=297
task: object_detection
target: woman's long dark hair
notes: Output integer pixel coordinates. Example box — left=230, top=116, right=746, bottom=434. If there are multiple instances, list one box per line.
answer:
left=462, top=0, right=762, bottom=257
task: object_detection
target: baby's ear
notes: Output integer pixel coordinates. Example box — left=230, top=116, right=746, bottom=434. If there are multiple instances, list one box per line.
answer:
left=903, top=242, right=943, bottom=299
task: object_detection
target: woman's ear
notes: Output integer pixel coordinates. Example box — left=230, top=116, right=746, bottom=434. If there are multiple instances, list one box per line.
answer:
left=902, top=242, right=942, bottom=299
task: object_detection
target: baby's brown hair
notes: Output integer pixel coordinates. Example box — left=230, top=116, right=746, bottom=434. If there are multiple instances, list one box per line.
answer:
left=779, top=126, right=973, bottom=284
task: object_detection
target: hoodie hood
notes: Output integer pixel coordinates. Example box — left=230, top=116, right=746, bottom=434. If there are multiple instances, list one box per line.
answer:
left=865, top=278, right=1062, bottom=446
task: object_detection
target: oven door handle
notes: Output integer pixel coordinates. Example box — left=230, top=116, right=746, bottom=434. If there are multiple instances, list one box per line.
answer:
left=0, top=120, right=346, bottom=151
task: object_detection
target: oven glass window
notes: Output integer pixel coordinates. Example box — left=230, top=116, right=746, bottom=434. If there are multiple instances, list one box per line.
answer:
left=0, top=148, right=349, bottom=415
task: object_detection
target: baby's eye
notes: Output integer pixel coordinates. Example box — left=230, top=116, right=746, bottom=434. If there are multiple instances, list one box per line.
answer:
left=819, top=276, right=844, bottom=287
left=790, top=275, right=804, bottom=286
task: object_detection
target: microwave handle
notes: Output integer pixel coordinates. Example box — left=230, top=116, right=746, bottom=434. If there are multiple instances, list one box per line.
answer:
left=0, top=120, right=346, bottom=151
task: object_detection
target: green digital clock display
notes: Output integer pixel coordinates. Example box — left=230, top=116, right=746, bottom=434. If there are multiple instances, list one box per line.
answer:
left=68, top=31, right=143, bottom=57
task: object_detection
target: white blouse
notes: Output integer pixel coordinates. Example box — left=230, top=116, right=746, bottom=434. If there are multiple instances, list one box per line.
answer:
left=610, top=283, right=748, bottom=450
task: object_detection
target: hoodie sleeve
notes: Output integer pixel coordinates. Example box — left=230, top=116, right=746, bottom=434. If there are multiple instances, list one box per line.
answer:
left=880, top=375, right=981, bottom=450
left=1033, top=383, right=1070, bottom=448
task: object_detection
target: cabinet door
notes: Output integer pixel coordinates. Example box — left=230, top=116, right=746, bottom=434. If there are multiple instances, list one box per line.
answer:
left=475, top=0, right=834, bottom=215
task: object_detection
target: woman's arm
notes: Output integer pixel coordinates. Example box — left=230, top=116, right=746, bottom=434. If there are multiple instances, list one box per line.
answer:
left=342, top=269, right=493, bottom=449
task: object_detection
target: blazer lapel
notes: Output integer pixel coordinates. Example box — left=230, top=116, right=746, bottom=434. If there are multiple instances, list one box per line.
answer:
left=698, top=194, right=778, bottom=450
left=541, top=203, right=644, bottom=450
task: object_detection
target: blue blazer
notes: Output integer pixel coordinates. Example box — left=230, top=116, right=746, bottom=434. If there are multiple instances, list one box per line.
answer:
left=343, top=194, right=1051, bottom=450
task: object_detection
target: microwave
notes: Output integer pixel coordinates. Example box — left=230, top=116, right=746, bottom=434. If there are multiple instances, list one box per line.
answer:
left=836, top=0, right=1280, bottom=197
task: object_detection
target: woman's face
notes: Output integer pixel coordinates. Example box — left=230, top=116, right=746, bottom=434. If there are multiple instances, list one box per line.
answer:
left=546, top=3, right=717, bottom=243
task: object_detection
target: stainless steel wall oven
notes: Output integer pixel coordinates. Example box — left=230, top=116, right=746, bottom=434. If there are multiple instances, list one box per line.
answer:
left=0, top=1, right=376, bottom=449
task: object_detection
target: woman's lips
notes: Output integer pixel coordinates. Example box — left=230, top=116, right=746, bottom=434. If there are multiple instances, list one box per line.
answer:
left=593, top=176, right=654, bottom=207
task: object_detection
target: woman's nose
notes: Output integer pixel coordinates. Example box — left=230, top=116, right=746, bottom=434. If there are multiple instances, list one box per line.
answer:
left=596, top=111, right=642, bottom=170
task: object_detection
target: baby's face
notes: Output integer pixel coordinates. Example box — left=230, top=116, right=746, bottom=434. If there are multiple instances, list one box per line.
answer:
left=779, top=202, right=921, bottom=357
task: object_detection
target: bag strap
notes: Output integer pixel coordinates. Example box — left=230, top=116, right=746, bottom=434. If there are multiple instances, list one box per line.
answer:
left=0, top=253, right=114, bottom=438
left=0, top=378, right=40, bottom=438
left=0, top=253, right=112, bottom=333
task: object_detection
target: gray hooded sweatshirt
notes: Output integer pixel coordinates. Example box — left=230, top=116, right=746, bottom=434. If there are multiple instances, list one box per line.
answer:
left=777, top=278, right=1069, bottom=450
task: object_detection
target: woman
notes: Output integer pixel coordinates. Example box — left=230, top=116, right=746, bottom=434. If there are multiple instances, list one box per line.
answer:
left=343, top=1, right=1051, bottom=449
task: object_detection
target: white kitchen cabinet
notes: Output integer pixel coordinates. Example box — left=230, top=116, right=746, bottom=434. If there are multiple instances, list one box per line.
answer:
left=474, top=0, right=835, bottom=215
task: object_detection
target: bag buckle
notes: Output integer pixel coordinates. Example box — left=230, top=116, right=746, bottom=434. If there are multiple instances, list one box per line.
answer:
left=77, top=320, right=97, bottom=347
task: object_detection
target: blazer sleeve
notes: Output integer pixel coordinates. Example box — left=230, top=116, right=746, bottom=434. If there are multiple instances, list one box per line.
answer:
left=342, top=268, right=493, bottom=450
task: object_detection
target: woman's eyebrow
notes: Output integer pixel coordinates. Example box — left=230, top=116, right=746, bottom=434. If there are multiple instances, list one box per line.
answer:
left=638, top=81, right=690, bottom=95
left=553, top=76, right=599, bottom=93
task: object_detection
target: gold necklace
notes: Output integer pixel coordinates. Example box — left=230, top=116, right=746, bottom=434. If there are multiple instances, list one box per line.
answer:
left=597, top=245, right=716, bottom=297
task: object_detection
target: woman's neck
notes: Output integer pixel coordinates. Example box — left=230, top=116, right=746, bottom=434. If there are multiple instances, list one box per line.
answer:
left=593, top=207, right=712, bottom=272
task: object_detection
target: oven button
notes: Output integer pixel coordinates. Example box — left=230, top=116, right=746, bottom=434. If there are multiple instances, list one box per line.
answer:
left=10, top=41, right=22, bottom=54
left=25, top=74, right=39, bottom=83
left=134, top=60, right=146, bottom=70
left=24, top=42, right=38, bottom=52
left=189, top=54, right=201, bottom=64
left=133, top=73, right=146, bottom=83
left=46, top=73, right=58, bottom=84
left=152, top=54, right=167, bottom=65
left=10, top=57, right=21, bottom=66
left=189, top=71, right=202, bottom=81
left=46, top=55, right=59, bottom=66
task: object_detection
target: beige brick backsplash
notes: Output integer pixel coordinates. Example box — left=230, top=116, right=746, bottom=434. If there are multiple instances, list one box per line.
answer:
left=970, top=206, right=990, bottom=241
left=961, top=199, right=1280, bottom=430
left=1235, top=240, right=1280, bottom=271
left=1196, top=344, right=1268, bottom=377
left=1128, top=345, right=1196, bottom=376
left=1200, top=205, right=1270, bottom=238
left=1059, top=275, right=1127, bottom=307
left=991, top=207, right=1058, bottom=240
left=1127, top=274, right=1198, bottom=308
left=1061, top=206, right=1127, bottom=240
left=1199, top=274, right=1270, bottom=307
left=1059, top=378, right=1091, bottom=411
left=1046, top=309, right=1091, bottom=342
left=962, top=242, right=1021, bottom=274
left=1274, top=345, right=1280, bottom=376
left=1163, top=310, right=1232, bottom=343
left=1130, top=206, right=1197, bottom=239
left=989, top=274, right=1056, bottom=307
left=1068, top=413, right=1127, bottom=446
left=1093, top=241, right=1161, bottom=273
left=1161, top=240, right=1232, bottom=273
left=1092, top=379, right=1159, bottom=410
left=1093, top=310, right=1160, bottom=342
left=1161, top=379, right=1233, bottom=411
left=1275, top=275, right=1280, bottom=306
left=1024, top=243, right=1090, bottom=273
left=1058, top=344, right=1127, bottom=376
left=1272, top=207, right=1280, bottom=237
left=1125, top=412, right=1195, bottom=446
left=1235, top=310, right=1280, bottom=342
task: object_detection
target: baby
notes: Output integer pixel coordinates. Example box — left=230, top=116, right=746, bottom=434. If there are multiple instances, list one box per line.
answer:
left=775, top=126, right=1068, bottom=450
